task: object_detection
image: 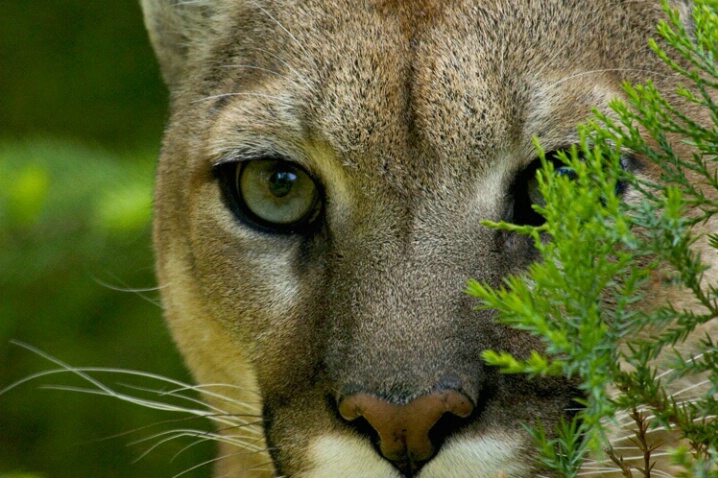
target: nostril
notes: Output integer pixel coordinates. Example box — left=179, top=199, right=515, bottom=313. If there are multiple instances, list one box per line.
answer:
left=337, top=389, right=475, bottom=471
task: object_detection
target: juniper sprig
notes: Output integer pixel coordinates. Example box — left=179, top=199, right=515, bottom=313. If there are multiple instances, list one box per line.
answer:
left=467, top=1, right=718, bottom=475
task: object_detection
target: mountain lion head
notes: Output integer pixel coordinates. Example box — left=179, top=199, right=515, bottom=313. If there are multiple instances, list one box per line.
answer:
left=142, top=1, right=709, bottom=476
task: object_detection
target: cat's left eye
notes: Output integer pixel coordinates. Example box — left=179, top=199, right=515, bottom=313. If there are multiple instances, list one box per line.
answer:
left=214, top=157, right=323, bottom=233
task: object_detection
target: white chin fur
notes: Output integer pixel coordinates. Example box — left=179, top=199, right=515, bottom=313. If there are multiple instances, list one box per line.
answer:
left=303, top=434, right=402, bottom=478
left=305, top=433, right=529, bottom=478
left=420, top=433, right=530, bottom=478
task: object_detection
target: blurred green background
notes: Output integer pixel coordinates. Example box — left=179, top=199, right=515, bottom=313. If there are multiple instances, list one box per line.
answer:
left=1, top=2, right=213, bottom=477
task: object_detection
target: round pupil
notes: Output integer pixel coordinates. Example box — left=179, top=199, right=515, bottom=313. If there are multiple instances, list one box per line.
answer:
left=268, top=170, right=297, bottom=198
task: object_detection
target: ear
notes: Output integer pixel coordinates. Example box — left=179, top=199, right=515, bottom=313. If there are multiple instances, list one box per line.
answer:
left=140, top=0, right=217, bottom=89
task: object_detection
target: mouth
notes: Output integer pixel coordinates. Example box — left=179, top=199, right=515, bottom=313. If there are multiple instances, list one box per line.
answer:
left=304, top=431, right=531, bottom=478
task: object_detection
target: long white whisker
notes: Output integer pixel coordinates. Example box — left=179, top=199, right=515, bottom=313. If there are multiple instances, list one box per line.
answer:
left=168, top=433, right=266, bottom=463
left=245, top=46, right=314, bottom=91
left=89, top=273, right=164, bottom=307
left=131, top=430, right=226, bottom=462
left=5, top=342, right=260, bottom=430
left=548, top=68, right=671, bottom=88
left=90, top=275, right=165, bottom=294
left=7, top=340, right=258, bottom=403
left=117, top=381, right=260, bottom=414
left=172, top=454, right=225, bottom=478
left=171, top=450, right=271, bottom=478
left=220, top=64, right=310, bottom=93
left=657, top=352, right=706, bottom=379
left=193, top=92, right=290, bottom=103
left=38, top=384, right=243, bottom=429
left=76, top=412, right=222, bottom=444
left=131, top=429, right=261, bottom=463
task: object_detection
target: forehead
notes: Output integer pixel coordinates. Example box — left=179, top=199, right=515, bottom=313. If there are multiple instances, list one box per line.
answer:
left=201, top=0, right=640, bottom=185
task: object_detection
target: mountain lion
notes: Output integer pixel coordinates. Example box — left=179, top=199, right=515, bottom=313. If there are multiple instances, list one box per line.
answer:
left=141, top=0, right=714, bottom=476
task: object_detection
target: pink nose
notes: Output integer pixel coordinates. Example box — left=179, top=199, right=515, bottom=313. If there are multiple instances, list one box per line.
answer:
left=338, top=389, right=474, bottom=466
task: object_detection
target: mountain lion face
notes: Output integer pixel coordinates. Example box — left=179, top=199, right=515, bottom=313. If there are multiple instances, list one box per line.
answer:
left=142, top=1, right=702, bottom=476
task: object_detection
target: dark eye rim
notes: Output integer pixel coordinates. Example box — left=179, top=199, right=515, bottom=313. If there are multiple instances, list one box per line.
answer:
left=509, top=148, right=632, bottom=227
left=213, top=157, right=324, bottom=234
left=510, top=156, right=548, bottom=227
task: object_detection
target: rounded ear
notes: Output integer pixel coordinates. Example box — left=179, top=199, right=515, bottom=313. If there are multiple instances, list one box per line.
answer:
left=140, top=0, right=217, bottom=89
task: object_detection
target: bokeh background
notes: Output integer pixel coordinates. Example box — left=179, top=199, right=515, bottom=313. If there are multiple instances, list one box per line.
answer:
left=1, top=2, right=214, bottom=477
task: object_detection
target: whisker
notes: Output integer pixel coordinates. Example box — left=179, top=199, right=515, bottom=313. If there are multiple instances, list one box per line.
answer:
left=8, top=341, right=255, bottom=402
left=118, top=381, right=261, bottom=413
left=655, top=353, right=706, bottom=380
left=130, top=429, right=233, bottom=463
left=193, top=92, right=290, bottom=103
left=547, top=68, right=671, bottom=88
left=91, top=275, right=165, bottom=294
left=37, top=383, right=242, bottom=429
left=172, top=453, right=228, bottom=478
left=166, top=382, right=263, bottom=400
left=89, top=273, right=164, bottom=307
left=171, top=450, right=272, bottom=478
left=4, top=342, right=277, bottom=474
left=214, top=419, right=265, bottom=434
left=670, top=378, right=712, bottom=397
left=171, top=435, right=220, bottom=462
left=577, top=468, right=624, bottom=475
left=73, top=412, right=221, bottom=444
left=220, top=64, right=310, bottom=93
left=612, top=407, right=714, bottom=442
left=5, top=342, right=262, bottom=431
left=246, top=0, right=316, bottom=69
left=134, top=428, right=265, bottom=461
left=169, top=433, right=269, bottom=464
left=245, top=46, right=315, bottom=91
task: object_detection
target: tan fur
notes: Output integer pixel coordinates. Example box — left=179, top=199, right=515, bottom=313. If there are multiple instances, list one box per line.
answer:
left=142, top=1, right=714, bottom=476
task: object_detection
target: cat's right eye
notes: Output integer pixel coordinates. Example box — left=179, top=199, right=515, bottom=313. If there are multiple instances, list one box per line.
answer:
left=526, top=164, right=578, bottom=208
left=510, top=149, right=628, bottom=227
left=215, top=158, right=322, bottom=233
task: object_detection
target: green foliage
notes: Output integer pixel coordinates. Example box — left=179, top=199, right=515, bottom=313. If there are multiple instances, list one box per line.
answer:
left=467, top=1, right=718, bottom=476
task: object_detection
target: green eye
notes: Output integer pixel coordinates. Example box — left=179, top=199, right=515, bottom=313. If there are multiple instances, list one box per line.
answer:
left=527, top=165, right=577, bottom=207
left=235, top=159, right=321, bottom=228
